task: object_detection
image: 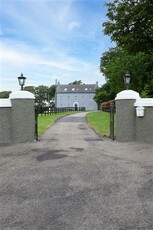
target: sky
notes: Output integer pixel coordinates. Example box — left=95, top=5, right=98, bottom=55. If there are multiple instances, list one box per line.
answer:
left=0, top=0, right=114, bottom=92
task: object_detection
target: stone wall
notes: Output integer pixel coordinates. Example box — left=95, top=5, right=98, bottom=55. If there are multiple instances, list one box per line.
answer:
left=134, top=99, right=153, bottom=143
left=0, top=91, right=35, bottom=144
left=115, top=90, right=153, bottom=143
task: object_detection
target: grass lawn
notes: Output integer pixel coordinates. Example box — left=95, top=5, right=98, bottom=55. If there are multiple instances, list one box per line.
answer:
left=86, top=111, right=116, bottom=137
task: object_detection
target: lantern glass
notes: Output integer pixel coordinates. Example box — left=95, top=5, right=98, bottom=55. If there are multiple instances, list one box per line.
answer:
left=18, top=73, right=26, bottom=90
left=124, top=71, right=131, bottom=89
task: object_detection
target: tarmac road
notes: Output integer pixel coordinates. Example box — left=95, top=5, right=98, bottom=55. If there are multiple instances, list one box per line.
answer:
left=0, top=112, right=153, bottom=230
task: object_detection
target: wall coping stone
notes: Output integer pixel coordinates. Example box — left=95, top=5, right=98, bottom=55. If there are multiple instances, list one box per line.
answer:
left=10, top=91, right=35, bottom=99
left=0, top=99, right=12, bottom=107
left=134, top=98, right=153, bottom=107
left=115, top=90, right=140, bottom=100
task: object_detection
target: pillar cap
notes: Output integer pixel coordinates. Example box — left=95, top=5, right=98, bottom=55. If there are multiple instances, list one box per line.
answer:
left=9, top=91, right=35, bottom=99
left=115, top=90, right=140, bottom=100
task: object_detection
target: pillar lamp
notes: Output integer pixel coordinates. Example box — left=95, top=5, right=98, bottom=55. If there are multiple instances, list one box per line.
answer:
left=124, top=71, right=131, bottom=90
left=18, top=73, right=26, bottom=90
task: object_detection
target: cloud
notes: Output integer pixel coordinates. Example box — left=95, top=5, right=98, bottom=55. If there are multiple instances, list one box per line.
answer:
left=1, top=49, right=25, bottom=64
left=57, top=0, right=72, bottom=22
left=1, top=42, right=90, bottom=71
left=0, top=40, right=105, bottom=91
left=68, top=21, right=80, bottom=30
left=0, top=0, right=108, bottom=91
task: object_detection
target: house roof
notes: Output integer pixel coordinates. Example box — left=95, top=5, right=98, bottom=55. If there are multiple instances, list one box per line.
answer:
left=56, top=84, right=98, bottom=93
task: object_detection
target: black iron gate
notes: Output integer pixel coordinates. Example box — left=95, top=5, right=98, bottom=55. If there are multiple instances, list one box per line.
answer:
left=110, top=101, right=115, bottom=140
left=35, top=107, right=39, bottom=141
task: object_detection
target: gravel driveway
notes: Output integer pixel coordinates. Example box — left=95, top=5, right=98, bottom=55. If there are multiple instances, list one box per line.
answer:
left=0, top=112, right=153, bottom=230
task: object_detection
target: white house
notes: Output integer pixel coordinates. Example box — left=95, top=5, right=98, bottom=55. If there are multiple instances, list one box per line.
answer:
left=55, top=83, right=98, bottom=110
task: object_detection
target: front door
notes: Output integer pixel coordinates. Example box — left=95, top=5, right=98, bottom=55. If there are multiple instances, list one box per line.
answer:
left=74, top=103, right=78, bottom=111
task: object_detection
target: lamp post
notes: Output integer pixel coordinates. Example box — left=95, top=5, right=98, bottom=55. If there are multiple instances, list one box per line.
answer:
left=124, top=71, right=131, bottom=90
left=18, top=73, right=26, bottom=90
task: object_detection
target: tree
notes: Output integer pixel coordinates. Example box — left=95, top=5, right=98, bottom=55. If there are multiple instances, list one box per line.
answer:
left=100, top=47, right=120, bottom=74
left=34, top=85, right=49, bottom=106
left=103, top=0, right=153, bottom=54
left=68, top=80, right=83, bottom=85
left=94, top=82, right=116, bottom=105
left=24, top=85, right=56, bottom=107
left=24, top=86, right=36, bottom=94
left=0, top=91, right=11, bottom=98
left=48, top=85, right=56, bottom=108
left=98, top=0, right=153, bottom=102
left=48, top=85, right=56, bottom=101
left=99, top=47, right=153, bottom=96
left=141, top=79, right=153, bottom=98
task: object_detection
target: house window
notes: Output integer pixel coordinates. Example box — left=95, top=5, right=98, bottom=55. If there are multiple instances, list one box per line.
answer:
left=72, top=88, right=75, bottom=91
left=64, top=88, right=67, bottom=91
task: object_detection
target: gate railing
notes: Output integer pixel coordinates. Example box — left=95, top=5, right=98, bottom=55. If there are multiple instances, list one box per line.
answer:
left=35, top=106, right=85, bottom=116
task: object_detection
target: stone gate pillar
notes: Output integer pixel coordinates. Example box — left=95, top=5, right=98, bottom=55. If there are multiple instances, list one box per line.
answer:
left=115, top=90, right=140, bottom=142
left=10, top=91, right=35, bottom=143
